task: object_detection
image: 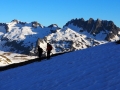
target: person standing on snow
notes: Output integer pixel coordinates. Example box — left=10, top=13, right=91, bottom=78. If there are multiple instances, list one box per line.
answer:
left=46, top=43, right=52, bottom=59
left=38, top=45, right=43, bottom=61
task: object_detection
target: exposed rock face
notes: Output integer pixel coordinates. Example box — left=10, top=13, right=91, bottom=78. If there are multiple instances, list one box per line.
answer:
left=11, top=19, right=19, bottom=23
left=19, top=21, right=26, bottom=25
left=31, top=21, right=43, bottom=28
left=48, top=24, right=61, bottom=33
left=1, top=37, right=32, bottom=54
left=64, top=18, right=120, bottom=41
left=0, top=23, right=9, bottom=33
left=48, top=24, right=58, bottom=28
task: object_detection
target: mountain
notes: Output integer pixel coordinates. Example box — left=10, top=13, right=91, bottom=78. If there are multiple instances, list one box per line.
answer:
left=1, top=42, right=120, bottom=90
left=0, top=18, right=120, bottom=55
left=0, top=19, right=60, bottom=55
left=64, top=18, right=120, bottom=41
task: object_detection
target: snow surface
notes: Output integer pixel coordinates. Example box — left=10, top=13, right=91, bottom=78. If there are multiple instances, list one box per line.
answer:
left=0, top=42, right=120, bottom=90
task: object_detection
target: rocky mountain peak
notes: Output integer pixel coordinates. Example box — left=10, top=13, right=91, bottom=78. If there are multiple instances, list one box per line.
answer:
left=31, top=21, right=43, bottom=28
left=88, top=18, right=94, bottom=23
left=48, top=24, right=58, bottom=28
left=11, top=19, right=19, bottom=23
left=79, top=18, right=85, bottom=21
left=64, top=18, right=120, bottom=41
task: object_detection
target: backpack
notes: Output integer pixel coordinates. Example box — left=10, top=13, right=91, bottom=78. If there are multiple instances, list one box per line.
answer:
left=47, top=44, right=52, bottom=51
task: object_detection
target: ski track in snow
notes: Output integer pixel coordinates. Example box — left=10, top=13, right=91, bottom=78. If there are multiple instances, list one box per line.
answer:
left=0, top=42, right=120, bottom=90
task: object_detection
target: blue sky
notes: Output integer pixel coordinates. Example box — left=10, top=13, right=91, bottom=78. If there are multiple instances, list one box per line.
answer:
left=1, top=0, right=120, bottom=27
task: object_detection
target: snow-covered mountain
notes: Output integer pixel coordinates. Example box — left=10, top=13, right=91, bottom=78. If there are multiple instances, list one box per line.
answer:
left=64, top=18, right=120, bottom=41
left=0, top=18, right=120, bottom=56
left=0, top=19, right=60, bottom=55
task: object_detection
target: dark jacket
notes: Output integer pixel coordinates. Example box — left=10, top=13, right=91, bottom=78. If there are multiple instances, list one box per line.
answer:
left=38, top=46, right=43, bottom=54
left=46, top=43, right=52, bottom=51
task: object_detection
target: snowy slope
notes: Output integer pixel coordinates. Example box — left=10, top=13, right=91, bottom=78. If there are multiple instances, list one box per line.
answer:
left=0, top=42, right=120, bottom=90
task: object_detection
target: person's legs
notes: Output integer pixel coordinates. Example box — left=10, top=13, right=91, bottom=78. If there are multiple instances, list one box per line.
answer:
left=47, top=51, right=50, bottom=59
left=38, top=53, right=42, bottom=61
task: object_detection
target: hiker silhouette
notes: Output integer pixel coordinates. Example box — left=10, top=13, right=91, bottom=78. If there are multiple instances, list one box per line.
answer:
left=38, top=46, right=43, bottom=60
left=46, top=43, right=52, bottom=59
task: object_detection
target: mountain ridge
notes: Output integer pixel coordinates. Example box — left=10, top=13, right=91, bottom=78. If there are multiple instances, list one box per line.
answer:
left=0, top=18, right=119, bottom=55
left=64, top=18, right=120, bottom=41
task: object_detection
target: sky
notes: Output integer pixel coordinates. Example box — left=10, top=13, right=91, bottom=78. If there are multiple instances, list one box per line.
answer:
left=0, top=0, right=120, bottom=28
left=0, top=42, right=120, bottom=90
